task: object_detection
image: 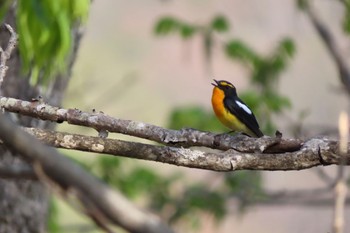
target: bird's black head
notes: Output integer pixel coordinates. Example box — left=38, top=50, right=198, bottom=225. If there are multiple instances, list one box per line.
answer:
left=212, top=79, right=237, bottom=96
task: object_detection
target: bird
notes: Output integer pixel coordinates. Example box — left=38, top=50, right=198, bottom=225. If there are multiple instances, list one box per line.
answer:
left=211, top=79, right=264, bottom=138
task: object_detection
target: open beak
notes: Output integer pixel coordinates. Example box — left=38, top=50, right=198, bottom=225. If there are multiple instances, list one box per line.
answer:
left=211, top=79, right=218, bottom=87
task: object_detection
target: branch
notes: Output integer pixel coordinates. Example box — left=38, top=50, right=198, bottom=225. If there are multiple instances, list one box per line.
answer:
left=0, top=114, right=174, bottom=233
left=0, top=24, right=17, bottom=88
left=0, top=164, right=37, bottom=180
left=303, top=2, right=350, bottom=95
left=9, top=127, right=349, bottom=171
left=0, top=96, right=301, bottom=153
left=0, top=96, right=349, bottom=170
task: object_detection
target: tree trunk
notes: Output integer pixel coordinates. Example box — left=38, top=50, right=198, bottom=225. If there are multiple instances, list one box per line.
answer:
left=0, top=4, right=83, bottom=233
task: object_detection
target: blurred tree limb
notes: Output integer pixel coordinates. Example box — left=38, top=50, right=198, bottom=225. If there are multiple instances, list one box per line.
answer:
left=0, top=23, right=17, bottom=87
left=301, top=0, right=350, bottom=95
left=0, top=96, right=349, bottom=171
left=0, top=113, right=174, bottom=233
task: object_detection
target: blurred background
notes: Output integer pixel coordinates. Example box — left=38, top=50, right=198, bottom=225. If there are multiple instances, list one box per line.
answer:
left=38, top=0, right=350, bottom=232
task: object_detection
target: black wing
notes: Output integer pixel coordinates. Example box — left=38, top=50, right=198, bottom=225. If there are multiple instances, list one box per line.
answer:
left=223, top=97, right=263, bottom=137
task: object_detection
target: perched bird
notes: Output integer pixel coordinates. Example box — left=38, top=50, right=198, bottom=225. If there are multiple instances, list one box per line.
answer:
left=211, top=79, right=263, bottom=137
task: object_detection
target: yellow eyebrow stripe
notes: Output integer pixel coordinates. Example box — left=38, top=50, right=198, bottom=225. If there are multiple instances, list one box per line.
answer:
left=219, top=82, right=234, bottom=88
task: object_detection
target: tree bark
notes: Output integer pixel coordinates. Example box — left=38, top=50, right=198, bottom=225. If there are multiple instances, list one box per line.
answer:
left=0, top=4, right=83, bottom=233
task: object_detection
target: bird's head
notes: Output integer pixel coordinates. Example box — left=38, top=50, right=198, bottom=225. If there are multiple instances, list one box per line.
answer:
left=212, top=79, right=237, bottom=96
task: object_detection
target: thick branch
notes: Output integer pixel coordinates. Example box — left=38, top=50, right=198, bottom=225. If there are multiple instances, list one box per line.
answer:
left=15, top=127, right=350, bottom=171
left=0, top=96, right=302, bottom=153
left=0, top=164, right=37, bottom=180
left=0, top=114, right=174, bottom=233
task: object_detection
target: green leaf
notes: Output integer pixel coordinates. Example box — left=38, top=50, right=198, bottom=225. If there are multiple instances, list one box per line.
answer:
left=167, top=106, right=226, bottom=132
left=211, top=15, right=229, bottom=33
left=278, top=38, right=295, bottom=57
left=169, top=185, right=226, bottom=223
left=343, top=16, right=350, bottom=34
left=17, top=0, right=90, bottom=85
left=343, top=2, right=350, bottom=34
left=119, top=168, right=163, bottom=198
left=93, top=156, right=121, bottom=184
left=154, top=17, right=179, bottom=35
left=264, top=92, right=291, bottom=112
left=225, top=171, right=265, bottom=210
left=48, top=198, right=61, bottom=233
left=70, top=0, right=90, bottom=22
left=225, top=40, right=259, bottom=65
left=180, top=23, right=196, bottom=38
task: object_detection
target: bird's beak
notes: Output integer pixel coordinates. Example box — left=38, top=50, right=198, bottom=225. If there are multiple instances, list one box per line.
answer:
left=211, top=79, right=218, bottom=87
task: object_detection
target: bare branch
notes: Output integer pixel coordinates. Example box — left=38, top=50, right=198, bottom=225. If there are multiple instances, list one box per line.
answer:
left=0, top=114, right=174, bottom=233
left=0, top=96, right=349, bottom=171
left=0, top=24, right=17, bottom=88
left=0, top=164, right=37, bottom=180
left=303, top=2, right=350, bottom=95
left=0, top=96, right=301, bottom=153
left=7, top=127, right=348, bottom=171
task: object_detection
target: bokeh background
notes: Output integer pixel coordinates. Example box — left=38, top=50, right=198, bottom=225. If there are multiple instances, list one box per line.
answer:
left=56, top=1, right=350, bottom=232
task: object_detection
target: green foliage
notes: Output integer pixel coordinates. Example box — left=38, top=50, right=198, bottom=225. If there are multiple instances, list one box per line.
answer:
left=225, top=38, right=295, bottom=134
left=17, top=0, right=90, bottom=84
left=48, top=198, right=61, bottom=233
left=90, top=155, right=180, bottom=201
left=224, top=171, right=265, bottom=210
left=168, top=106, right=226, bottom=132
left=88, top=155, right=233, bottom=228
left=263, top=92, right=291, bottom=113
left=180, top=23, right=196, bottom=38
left=155, top=14, right=230, bottom=71
left=154, top=17, right=180, bottom=35
left=168, top=185, right=226, bottom=224
left=343, top=1, right=350, bottom=33
left=154, top=16, right=197, bottom=39
left=211, top=15, right=229, bottom=33
left=226, top=38, right=295, bottom=87
left=155, top=14, right=229, bottom=40
left=225, top=40, right=259, bottom=66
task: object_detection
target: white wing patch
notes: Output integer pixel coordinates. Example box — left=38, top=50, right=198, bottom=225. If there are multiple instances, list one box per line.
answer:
left=235, top=100, right=252, bottom=115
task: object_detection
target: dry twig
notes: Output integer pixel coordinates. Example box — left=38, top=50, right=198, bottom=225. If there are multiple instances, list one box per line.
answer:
left=0, top=24, right=17, bottom=88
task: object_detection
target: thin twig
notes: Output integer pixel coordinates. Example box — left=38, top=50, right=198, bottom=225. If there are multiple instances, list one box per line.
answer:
left=0, top=24, right=17, bottom=89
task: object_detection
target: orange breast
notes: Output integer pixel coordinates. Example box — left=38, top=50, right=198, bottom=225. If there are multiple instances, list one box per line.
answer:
left=211, top=87, right=226, bottom=119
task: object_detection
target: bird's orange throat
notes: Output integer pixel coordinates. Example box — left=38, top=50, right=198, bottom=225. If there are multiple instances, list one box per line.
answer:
left=211, top=87, right=226, bottom=118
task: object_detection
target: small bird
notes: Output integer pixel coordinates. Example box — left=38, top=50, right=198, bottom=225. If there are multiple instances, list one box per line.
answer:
left=211, top=79, right=263, bottom=137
